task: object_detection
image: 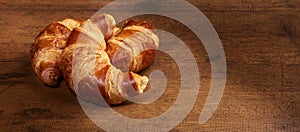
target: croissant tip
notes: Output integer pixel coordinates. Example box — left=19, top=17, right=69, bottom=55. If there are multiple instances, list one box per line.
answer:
left=40, top=68, right=60, bottom=87
left=138, top=76, right=149, bottom=93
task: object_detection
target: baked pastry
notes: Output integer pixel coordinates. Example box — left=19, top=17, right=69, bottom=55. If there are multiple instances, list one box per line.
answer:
left=60, top=19, right=149, bottom=105
left=31, top=13, right=159, bottom=105
left=106, top=20, right=159, bottom=72
left=30, top=19, right=81, bottom=86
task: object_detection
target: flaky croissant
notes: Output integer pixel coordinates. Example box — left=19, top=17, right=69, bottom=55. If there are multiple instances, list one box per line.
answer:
left=60, top=20, right=149, bottom=105
left=106, top=20, right=159, bottom=72
left=30, top=14, right=116, bottom=87
left=30, top=19, right=81, bottom=86
left=31, top=13, right=159, bottom=105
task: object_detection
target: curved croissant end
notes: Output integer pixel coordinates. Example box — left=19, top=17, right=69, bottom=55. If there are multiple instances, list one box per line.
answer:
left=31, top=19, right=81, bottom=86
left=106, top=20, right=159, bottom=72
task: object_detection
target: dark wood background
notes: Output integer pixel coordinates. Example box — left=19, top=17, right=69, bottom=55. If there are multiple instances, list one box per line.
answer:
left=0, top=0, right=299, bottom=131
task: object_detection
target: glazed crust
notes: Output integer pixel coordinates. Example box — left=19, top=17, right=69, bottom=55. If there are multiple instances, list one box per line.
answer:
left=30, top=19, right=81, bottom=86
left=106, top=20, right=159, bottom=72
left=31, top=14, right=158, bottom=105
left=60, top=20, right=148, bottom=105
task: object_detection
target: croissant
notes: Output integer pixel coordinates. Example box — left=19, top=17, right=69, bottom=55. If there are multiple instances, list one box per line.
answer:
left=30, top=19, right=81, bottom=86
left=60, top=19, right=149, bottom=105
left=30, top=14, right=117, bottom=87
left=106, top=20, right=159, bottom=72
left=31, top=13, right=159, bottom=105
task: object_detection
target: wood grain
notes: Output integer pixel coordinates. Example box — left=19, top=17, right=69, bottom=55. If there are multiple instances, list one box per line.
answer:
left=0, top=0, right=299, bottom=131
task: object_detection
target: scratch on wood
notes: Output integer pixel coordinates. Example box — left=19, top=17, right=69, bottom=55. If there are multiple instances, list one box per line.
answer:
left=283, top=23, right=299, bottom=45
left=0, top=59, right=27, bottom=63
left=282, top=23, right=300, bottom=54
left=0, top=87, right=10, bottom=94
left=283, top=24, right=294, bottom=38
left=20, top=108, right=51, bottom=118
left=0, top=72, right=27, bottom=81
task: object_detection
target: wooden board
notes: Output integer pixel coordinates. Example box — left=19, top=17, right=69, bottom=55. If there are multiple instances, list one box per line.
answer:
left=0, top=0, right=299, bottom=131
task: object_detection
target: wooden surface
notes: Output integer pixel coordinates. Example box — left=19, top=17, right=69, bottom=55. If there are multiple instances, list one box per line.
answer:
left=0, top=0, right=300, bottom=131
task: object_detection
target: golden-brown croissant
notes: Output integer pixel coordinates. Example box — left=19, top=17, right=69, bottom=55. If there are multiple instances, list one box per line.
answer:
left=106, top=20, right=159, bottom=72
left=60, top=20, right=149, bottom=105
left=30, top=19, right=81, bottom=86
left=30, top=14, right=117, bottom=87
left=31, top=13, right=159, bottom=105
